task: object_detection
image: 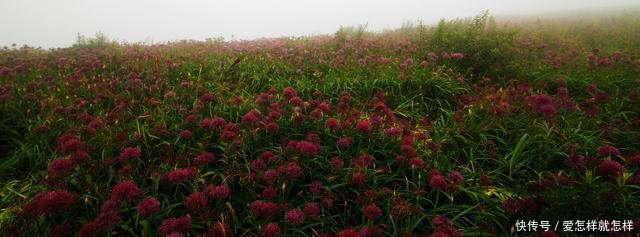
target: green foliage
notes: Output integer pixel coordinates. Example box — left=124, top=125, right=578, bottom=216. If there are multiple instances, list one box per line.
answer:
left=429, top=11, right=518, bottom=79
left=72, top=31, right=119, bottom=49
left=0, top=10, right=639, bottom=237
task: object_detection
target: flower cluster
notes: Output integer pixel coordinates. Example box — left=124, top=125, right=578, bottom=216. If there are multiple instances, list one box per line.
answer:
left=5, top=15, right=640, bottom=236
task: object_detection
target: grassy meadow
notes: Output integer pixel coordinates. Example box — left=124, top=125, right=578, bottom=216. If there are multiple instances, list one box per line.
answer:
left=1, top=11, right=640, bottom=236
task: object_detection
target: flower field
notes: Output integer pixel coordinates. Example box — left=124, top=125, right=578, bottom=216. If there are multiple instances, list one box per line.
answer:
left=1, top=13, right=640, bottom=236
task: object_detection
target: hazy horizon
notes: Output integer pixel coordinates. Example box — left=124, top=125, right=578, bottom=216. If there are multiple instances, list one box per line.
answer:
left=1, top=0, right=639, bottom=49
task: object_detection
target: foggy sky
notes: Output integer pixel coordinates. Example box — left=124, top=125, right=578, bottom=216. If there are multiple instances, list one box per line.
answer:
left=0, top=0, right=638, bottom=48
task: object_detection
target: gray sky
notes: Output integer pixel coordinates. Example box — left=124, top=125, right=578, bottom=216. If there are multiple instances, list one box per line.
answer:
left=0, top=0, right=638, bottom=48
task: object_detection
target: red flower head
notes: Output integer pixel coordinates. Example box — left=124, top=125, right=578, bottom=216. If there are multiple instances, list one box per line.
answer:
left=594, top=92, right=612, bottom=103
left=363, top=203, right=382, bottom=220
left=48, top=158, right=76, bottom=178
left=596, top=160, right=624, bottom=179
left=337, top=229, right=360, bottom=237
left=351, top=172, right=368, bottom=186
left=200, top=93, right=215, bottom=103
left=566, top=155, right=586, bottom=171
left=308, top=109, right=324, bottom=121
left=242, top=109, right=262, bottom=126
left=185, top=192, right=208, bottom=211
left=308, top=181, right=323, bottom=196
left=265, top=122, right=279, bottom=132
left=431, top=232, right=448, bottom=237
left=409, top=157, right=425, bottom=168
left=261, top=186, right=277, bottom=199
left=165, top=168, right=197, bottom=184
left=431, top=215, right=462, bottom=237
left=206, top=185, right=231, bottom=199
left=287, top=140, right=299, bottom=149
left=78, top=210, right=120, bottom=237
left=556, top=87, right=569, bottom=97
left=158, top=215, right=192, bottom=236
left=289, top=96, right=303, bottom=105
left=317, top=102, right=331, bottom=112
left=480, top=175, right=492, bottom=186
left=233, top=96, right=245, bottom=105
left=359, top=226, right=383, bottom=237
left=353, top=154, right=375, bottom=168
left=303, top=203, right=321, bottom=217
left=251, top=159, right=267, bottom=171
left=201, top=117, right=226, bottom=129
left=179, top=130, right=192, bottom=139
left=501, top=197, right=538, bottom=215
left=0, top=66, right=12, bottom=76
left=532, top=94, right=553, bottom=106
left=304, top=134, right=320, bottom=145
left=429, top=174, right=448, bottom=191
left=23, top=190, right=76, bottom=217
left=330, top=157, right=345, bottom=169
left=136, top=197, right=161, bottom=218
left=100, top=199, right=123, bottom=213
left=628, top=174, right=640, bottom=186
left=57, top=134, right=85, bottom=153
left=262, top=223, right=281, bottom=237
left=194, top=152, right=215, bottom=166
left=447, top=171, right=464, bottom=185
left=283, top=161, right=303, bottom=179
left=325, top=118, right=340, bottom=130
left=540, top=231, right=560, bottom=237
left=401, top=136, right=415, bottom=146
left=538, top=104, right=557, bottom=117
left=260, top=151, right=277, bottom=162
left=110, top=180, right=142, bottom=202
left=263, top=169, right=279, bottom=184
left=356, top=120, right=372, bottom=134
left=120, top=147, right=141, bottom=162
left=384, top=127, right=403, bottom=137
left=185, top=114, right=199, bottom=123
left=61, top=138, right=85, bottom=153
left=210, top=222, right=231, bottom=237
left=528, top=94, right=557, bottom=117
left=283, top=87, right=297, bottom=98
left=73, top=150, right=91, bottom=163
left=256, top=93, right=274, bottom=105
left=285, top=209, right=305, bottom=226
left=220, top=130, right=236, bottom=141
left=294, top=141, right=321, bottom=156
left=628, top=154, right=640, bottom=167
left=451, top=52, right=465, bottom=60
left=249, top=200, right=280, bottom=218
left=597, top=145, right=620, bottom=157
left=336, top=136, right=354, bottom=149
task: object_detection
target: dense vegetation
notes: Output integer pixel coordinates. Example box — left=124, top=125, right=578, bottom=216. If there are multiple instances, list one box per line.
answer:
left=1, top=12, right=640, bottom=236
